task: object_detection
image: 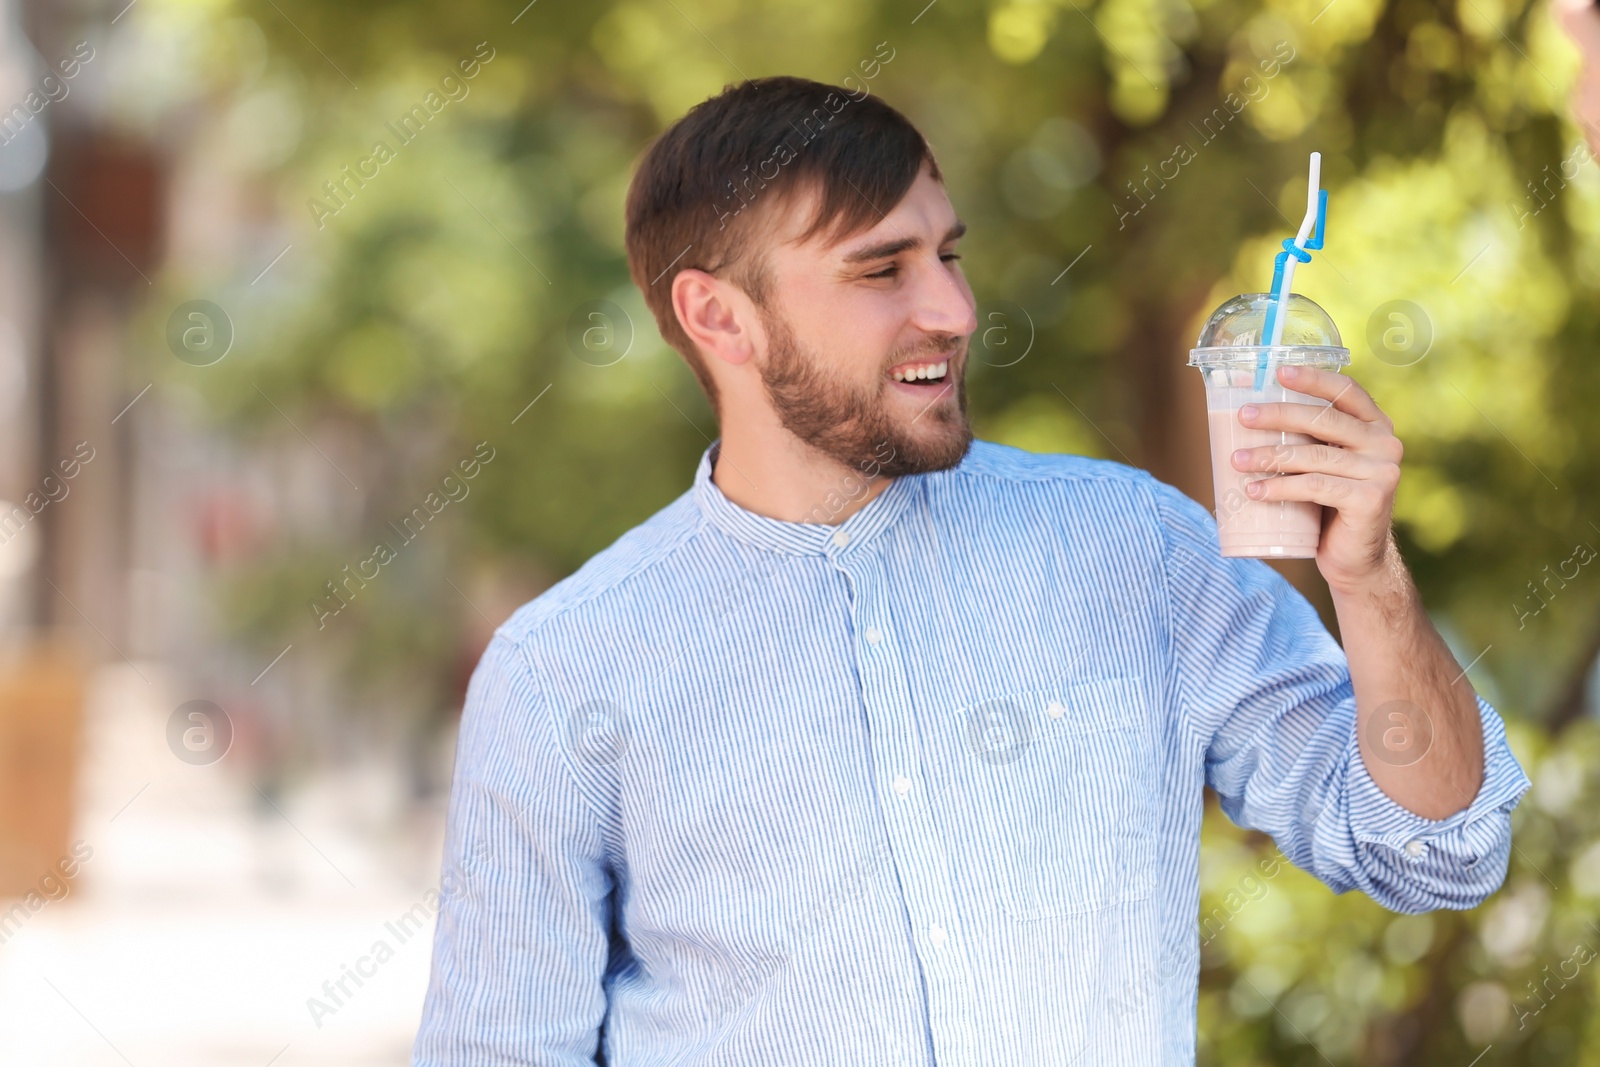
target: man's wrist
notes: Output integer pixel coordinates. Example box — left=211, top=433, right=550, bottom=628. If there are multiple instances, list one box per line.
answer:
left=1326, top=530, right=1410, bottom=606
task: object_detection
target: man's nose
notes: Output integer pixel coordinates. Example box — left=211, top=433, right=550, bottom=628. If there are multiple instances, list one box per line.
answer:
left=912, top=268, right=978, bottom=339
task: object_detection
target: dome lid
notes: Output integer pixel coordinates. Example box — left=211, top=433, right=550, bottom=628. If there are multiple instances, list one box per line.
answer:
left=1188, top=292, right=1349, bottom=367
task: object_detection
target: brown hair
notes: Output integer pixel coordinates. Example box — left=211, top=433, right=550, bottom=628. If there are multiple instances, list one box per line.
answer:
left=624, top=73, right=940, bottom=413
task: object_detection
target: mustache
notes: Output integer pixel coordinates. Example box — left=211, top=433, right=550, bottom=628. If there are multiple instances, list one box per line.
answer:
left=887, top=334, right=965, bottom=368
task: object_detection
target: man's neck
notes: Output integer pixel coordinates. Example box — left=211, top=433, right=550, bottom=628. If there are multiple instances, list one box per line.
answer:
left=710, top=425, right=893, bottom=526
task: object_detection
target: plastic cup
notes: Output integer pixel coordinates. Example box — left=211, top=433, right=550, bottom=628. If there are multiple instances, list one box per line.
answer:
left=1188, top=293, right=1351, bottom=558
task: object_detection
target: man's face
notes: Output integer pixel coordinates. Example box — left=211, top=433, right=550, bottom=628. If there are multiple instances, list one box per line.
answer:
left=747, top=164, right=978, bottom=478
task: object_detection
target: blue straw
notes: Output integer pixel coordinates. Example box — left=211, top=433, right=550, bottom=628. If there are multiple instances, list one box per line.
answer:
left=1254, top=188, right=1328, bottom=391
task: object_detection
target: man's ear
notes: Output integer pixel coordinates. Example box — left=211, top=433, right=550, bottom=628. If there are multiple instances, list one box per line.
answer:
left=672, top=268, right=758, bottom=367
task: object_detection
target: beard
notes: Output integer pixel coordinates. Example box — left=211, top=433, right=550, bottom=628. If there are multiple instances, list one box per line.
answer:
left=755, top=303, right=973, bottom=479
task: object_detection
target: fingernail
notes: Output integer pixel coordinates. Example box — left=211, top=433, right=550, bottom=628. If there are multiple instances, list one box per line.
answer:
left=1281, top=365, right=1299, bottom=379
left=1240, top=404, right=1258, bottom=420
left=1233, top=449, right=1250, bottom=465
left=1246, top=481, right=1263, bottom=498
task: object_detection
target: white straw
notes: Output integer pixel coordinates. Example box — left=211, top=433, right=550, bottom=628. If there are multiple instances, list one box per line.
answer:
left=1266, top=152, right=1322, bottom=349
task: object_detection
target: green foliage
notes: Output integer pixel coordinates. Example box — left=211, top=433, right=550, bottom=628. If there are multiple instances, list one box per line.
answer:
left=1198, top=720, right=1600, bottom=1062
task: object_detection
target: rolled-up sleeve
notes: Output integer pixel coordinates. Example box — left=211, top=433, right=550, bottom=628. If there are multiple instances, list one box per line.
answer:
left=1335, top=691, right=1530, bottom=910
left=1146, top=474, right=1532, bottom=913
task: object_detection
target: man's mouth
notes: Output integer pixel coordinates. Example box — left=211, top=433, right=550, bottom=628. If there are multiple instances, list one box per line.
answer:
left=888, top=357, right=952, bottom=386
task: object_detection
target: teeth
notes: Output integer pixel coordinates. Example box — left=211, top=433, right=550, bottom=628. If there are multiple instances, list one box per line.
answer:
left=892, top=360, right=949, bottom=383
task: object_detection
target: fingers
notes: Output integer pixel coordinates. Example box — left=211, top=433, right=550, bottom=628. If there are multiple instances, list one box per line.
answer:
left=1238, top=399, right=1385, bottom=453
left=1273, top=365, right=1389, bottom=427
left=1231, top=442, right=1398, bottom=486
left=1241, top=403, right=1404, bottom=463
left=1234, top=369, right=1406, bottom=524
left=1243, top=470, right=1396, bottom=519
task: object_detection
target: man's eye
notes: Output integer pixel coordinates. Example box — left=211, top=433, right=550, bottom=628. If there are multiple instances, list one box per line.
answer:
left=866, top=254, right=960, bottom=280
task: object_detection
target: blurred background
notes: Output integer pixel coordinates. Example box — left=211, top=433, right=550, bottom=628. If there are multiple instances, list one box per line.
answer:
left=0, top=0, right=1595, bottom=1063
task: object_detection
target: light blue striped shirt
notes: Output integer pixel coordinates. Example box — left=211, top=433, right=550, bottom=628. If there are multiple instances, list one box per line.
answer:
left=413, top=439, right=1530, bottom=1066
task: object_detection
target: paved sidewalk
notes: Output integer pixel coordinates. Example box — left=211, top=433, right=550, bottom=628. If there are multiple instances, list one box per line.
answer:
left=0, top=664, right=453, bottom=1066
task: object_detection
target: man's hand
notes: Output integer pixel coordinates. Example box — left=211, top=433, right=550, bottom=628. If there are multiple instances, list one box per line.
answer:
left=1228, top=363, right=1489, bottom=820
left=1229, top=364, right=1403, bottom=596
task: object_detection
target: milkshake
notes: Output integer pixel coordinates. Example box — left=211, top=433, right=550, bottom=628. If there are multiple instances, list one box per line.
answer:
left=1188, top=293, right=1351, bottom=558
left=1206, top=393, right=1324, bottom=557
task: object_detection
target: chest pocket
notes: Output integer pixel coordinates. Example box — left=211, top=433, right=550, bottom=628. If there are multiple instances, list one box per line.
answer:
left=954, top=675, right=1158, bottom=921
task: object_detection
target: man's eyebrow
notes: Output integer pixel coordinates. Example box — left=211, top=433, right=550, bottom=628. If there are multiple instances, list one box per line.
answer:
left=840, top=220, right=967, bottom=265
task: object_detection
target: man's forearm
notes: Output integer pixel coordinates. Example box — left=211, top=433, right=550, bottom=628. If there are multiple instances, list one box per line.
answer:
left=1329, top=530, right=1486, bottom=820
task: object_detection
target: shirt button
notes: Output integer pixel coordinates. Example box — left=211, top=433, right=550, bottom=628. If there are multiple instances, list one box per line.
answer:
left=1045, top=700, right=1065, bottom=720
left=865, top=627, right=883, bottom=646
left=928, top=923, right=947, bottom=947
left=831, top=529, right=850, bottom=548
left=892, top=775, right=911, bottom=797
left=1404, top=840, right=1425, bottom=858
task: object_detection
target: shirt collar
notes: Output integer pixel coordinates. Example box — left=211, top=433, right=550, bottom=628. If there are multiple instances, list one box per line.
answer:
left=691, top=439, right=923, bottom=557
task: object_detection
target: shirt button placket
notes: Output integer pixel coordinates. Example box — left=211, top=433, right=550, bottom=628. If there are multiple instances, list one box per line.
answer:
left=844, top=551, right=974, bottom=1064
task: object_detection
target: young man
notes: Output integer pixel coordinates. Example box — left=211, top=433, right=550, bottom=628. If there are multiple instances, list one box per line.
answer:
left=413, top=76, right=1529, bottom=1065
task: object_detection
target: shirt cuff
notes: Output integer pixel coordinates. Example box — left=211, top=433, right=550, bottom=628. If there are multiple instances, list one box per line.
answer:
left=1343, top=692, right=1532, bottom=863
